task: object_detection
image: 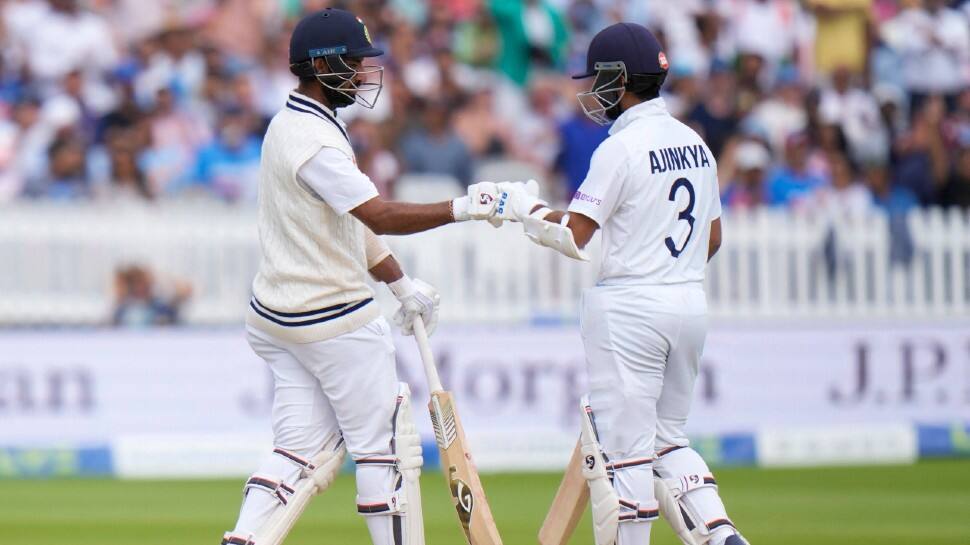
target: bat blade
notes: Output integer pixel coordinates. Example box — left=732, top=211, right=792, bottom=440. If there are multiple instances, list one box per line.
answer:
left=429, top=390, right=504, bottom=545
left=538, top=439, right=589, bottom=545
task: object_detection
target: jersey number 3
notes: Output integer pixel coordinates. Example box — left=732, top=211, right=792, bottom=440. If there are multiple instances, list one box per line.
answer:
left=665, top=177, right=695, bottom=258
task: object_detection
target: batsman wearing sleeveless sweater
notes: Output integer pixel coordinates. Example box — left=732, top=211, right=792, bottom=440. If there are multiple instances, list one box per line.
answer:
left=221, top=9, right=503, bottom=545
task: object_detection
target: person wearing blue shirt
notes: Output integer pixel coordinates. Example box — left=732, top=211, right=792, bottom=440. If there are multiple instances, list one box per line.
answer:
left=192, top=109, right=262, bottom=202
left=555, top=107, right=609, bottom=199
left=766, top=132, right=825, bottom=207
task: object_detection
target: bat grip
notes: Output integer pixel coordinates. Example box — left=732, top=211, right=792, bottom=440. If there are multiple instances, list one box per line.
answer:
left=412, top=317, right=444, bottom=393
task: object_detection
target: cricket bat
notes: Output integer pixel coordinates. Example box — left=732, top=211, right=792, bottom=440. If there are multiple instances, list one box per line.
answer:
left=412, top=318, right=504, bottom=545
left=538, top=439, right=588, bottom=545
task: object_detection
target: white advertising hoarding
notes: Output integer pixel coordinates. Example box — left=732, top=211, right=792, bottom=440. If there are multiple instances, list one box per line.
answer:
left=0, top=322, right=967, bottom=474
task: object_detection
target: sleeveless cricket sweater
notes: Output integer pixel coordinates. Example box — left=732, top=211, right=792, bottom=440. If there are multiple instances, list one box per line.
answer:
left=246, top=92, right=378, bottom=343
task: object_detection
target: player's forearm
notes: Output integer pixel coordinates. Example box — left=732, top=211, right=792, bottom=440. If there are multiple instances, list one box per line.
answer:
left=354, top=200, right=455, bottom=235
left=369, top=254, right=404, bottom=284
left=540, top=208, right=566, bottom=223
left=708, top=218, right=722, bottom=261
left=707, top=239, right=721, bottom=261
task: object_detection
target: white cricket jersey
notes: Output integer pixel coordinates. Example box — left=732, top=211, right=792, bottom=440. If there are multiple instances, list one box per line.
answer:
left=247, top=91, right=383, bottom=343
left=567, top=98, right=721, bottom=286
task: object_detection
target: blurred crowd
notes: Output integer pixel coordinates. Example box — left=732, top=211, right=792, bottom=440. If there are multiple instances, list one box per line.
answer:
left=0, top=0, right=968, bottom=215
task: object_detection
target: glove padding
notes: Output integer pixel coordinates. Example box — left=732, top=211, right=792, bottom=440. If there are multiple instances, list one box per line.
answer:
left=489, top=180, right=546, bottom=227
left=452, top=182, right=501, bottom=221
left=391, top=278, right=440, bottom=336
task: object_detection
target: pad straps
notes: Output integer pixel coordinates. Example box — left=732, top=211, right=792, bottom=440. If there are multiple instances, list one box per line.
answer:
left=244, top=475, right=296, bottom=506
left=221, top=532, right=255, bottom=545
left=609, top=457, right=660, bottom=523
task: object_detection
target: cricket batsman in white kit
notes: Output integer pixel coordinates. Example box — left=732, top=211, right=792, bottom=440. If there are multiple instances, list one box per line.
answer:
left=495, top=23, right=748, bottom=545
left=220, top=8, right=506, bottom=545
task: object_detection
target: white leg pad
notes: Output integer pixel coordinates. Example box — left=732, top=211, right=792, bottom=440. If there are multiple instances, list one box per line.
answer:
left=654, top=447, right=741, bottom=545
left=394, top=383, right=425, bottom=545
left=356, top=383, right=425, bottom=545
left=580, top=396, right=619, bottom=545
left=252, top=434, right=346, bottom=545
left=654, top=477, right=702, bottom=545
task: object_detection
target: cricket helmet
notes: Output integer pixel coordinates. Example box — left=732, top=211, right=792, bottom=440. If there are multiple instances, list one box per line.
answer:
left=289, top=8, right=384, bottom=109
left=574, top=23, right=669, bottom=125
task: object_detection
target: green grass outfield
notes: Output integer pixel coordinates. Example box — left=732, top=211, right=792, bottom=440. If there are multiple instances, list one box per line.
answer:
left=2, top=459, right=968, bottom=544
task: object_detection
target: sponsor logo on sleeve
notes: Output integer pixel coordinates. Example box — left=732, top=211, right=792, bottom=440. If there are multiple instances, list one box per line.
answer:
left=573, top=191, right=603, bottom=206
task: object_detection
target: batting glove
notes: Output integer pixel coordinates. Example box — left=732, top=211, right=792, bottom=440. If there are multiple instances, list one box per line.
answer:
left=389, top=276, right=440, bottom=336
left=489, top=180, right=546, bottom=227
left=452, top=181, right=500, bottom=222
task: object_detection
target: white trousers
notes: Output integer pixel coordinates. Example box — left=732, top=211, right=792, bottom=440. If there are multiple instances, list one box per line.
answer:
left=581, top=282, right=709, bottom=544
left=247, top=318, right=399, bottom=458
left=231, top=318, right=404, bottom=544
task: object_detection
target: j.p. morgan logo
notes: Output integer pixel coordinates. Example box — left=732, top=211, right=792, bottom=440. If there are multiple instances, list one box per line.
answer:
left=449, top=466, right=474, bottom=533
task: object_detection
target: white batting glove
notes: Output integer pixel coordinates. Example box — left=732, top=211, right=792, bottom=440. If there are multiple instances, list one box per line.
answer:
left=488, top=180, right=546, bottom=227
left=452, top=181, right=500, bottom=222
left=388, top=276, right=440, bottom=336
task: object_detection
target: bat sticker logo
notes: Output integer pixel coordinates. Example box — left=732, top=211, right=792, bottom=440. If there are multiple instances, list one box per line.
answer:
left=449, top=466, right=474, bottom=535
left=585, top=454, right=595, bottom=470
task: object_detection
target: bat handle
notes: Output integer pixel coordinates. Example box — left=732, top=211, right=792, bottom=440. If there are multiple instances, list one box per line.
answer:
left=412, top=317, right=444, bottom=393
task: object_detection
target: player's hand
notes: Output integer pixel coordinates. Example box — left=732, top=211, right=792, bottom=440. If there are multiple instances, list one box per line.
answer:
left=451, top=182, right=500, bottom=222
left=390, top=277, right=440, bottom=336
left=488, top=180, right=545, bottom=228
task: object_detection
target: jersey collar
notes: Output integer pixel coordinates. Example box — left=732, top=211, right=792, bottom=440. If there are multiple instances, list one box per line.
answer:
left=609, top=97, right=669, bottom=135
left=285, top=91, right=350, bottom=142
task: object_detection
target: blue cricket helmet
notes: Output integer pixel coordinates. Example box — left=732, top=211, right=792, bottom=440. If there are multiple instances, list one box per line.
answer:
left=288, top=8, right=385, bottom=110
left=573, top=22, right=668, bottom=80
left=289, top=8, right=383, bottom=67
left=574, top=23, right=669, bottom=125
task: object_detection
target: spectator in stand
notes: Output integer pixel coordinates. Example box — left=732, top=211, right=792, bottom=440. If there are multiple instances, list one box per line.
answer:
left=349, top=118, right=400, bottom=197
left=663, top=66, right=702, bottom=119
left=191, top=108, right=262, bottom=202
left=103, top=147, right=152, bottom=202
left=865, top=162, right=917, bottom=264
left=766, top=132, right=827, bottom=208
left=806, top=0, right=872, bottom=78
left=728, top=0, right=805, bottom=73
left=399, top=98, right=474, bottom=185
left=818, top=66, right=890, bottom=166
left=142, top=87, right=211, bottom=195
left=686, top=62, right=738, bottom=159
left=45, top=69, right=117, bottom=144
left=33, top=135, right=87, bottom=199
left=812, top=152, right=873, bottom=218
left=453, top=4, right=500, bottom=68
left=511, top=74, right=564, bottom=172
left=0, top=0, right=967, bottom=211
left=721, top=139, right=771, bottom=210
left=867, top=162, right=919, bottom=214
left=880, top=0, right=970, bottom=111
left=746, top=65, right=808, bottom=154
left=134, top=25, right=206, bottom=108
left=892, top=97, right=949, bottom=204
left=554, top=91, right=609, bottom=200
left=5, top=0, right=119, bottom=85
left=453, top=88, right=514, bottom=159
left=112, top=265, right=192, bottom=328
left=939, top=143, right=970, bottom=209
left=491, top=0, right=570, bottom=86
left=0, top=96, right=43, bottom=201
